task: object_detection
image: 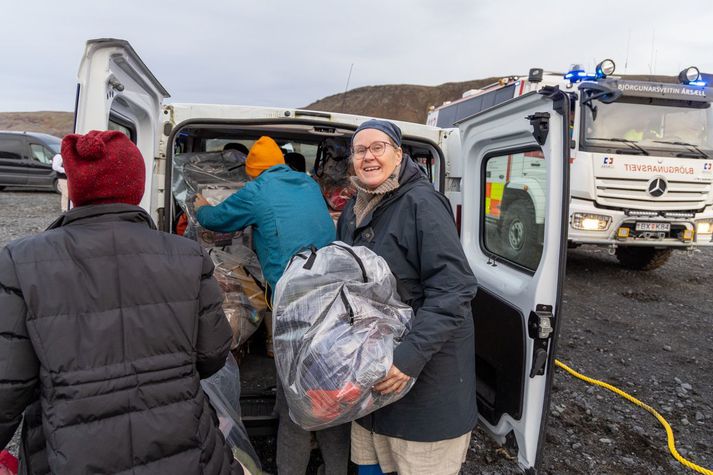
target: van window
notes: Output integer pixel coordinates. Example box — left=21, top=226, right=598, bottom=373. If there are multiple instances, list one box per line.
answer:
left=202, top=139, right=321, bottom=174
left=109, top=116, right=137, bottom=143
left=482, top=149, right=546, bottom=270
left=0, top=137, right=25, bottom=159
left=30, top=144, right=54, bottom=164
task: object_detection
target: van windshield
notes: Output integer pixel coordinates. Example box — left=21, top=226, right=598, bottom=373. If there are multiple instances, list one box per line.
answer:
left=581, top=98, right=713, bottom=158
left=47, top=138, right=61, bottom=154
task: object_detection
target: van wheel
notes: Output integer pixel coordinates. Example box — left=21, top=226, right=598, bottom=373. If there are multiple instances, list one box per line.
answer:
left=52, top=179, right=60, bottom=194
left=615, top=247, right=672, bottom=271
left=501, top=200, right=539, bottom=268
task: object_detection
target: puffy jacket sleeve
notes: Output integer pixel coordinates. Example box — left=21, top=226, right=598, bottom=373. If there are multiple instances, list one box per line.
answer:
left=196, top=182, right=258, bottom=233
left=392, top=192, right=477, bottom=378
left=196, top=250, right=232, bottom=378
left=0, top=247, right=39, bottom=447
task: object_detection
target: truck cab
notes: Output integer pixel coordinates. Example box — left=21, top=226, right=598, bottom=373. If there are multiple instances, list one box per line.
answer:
left=75, top=38, right=571, bottom=473
left=429, top=61, right=713, bottom=270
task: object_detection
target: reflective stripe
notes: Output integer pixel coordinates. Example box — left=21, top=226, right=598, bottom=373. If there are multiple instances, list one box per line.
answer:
left=485, top=181, right=505, bottom=218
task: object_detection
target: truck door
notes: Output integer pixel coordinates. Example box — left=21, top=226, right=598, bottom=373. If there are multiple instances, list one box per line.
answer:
left=74, top=38, right=169, bottom=213
left=458, top=90, right=569, bottom=472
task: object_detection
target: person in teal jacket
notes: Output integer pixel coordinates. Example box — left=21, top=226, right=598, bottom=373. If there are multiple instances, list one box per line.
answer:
left=194, top=136, right=335, bottom=291
left=193, top=136, right=349, bottom=475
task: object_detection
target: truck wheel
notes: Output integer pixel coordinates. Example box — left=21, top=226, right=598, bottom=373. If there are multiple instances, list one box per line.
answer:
left=501, top=200, right=539, bottom=268
left=615, top=247, right=672, bottom=271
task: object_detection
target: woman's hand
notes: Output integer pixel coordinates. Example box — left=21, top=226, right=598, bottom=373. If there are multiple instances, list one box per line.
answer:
left=193, top=193, right=210, bottom=211
left=374, top=365, right=411, bottom=394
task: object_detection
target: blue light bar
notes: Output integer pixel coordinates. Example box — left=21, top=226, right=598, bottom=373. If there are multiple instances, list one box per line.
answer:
left=689, top=80, right=707, bottom=87
left=564, top=69, right=597, bottom=82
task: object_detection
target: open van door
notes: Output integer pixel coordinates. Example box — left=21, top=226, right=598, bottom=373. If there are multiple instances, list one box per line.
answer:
left=74, top=38, right=169, bottom=214
left=458, top=89, right=570, bottom=472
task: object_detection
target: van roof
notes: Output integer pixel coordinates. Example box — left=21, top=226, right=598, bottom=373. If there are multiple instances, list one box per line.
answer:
left=0, top=130, right=62, bottom=142
left=167, top=103, right=443, bottom=142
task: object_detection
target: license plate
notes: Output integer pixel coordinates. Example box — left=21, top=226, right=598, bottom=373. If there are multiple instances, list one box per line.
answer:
left=635, top=222, right=671, bottom=232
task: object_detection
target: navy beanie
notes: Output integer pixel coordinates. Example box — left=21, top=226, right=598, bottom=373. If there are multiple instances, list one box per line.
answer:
left=353, top=119, right=402, bottom=147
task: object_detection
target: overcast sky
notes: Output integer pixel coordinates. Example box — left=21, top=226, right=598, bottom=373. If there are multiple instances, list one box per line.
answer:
left=2, top=0, right=712, bottom=112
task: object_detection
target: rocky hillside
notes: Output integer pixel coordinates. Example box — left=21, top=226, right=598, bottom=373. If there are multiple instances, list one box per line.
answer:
left=303, top=74, right=678, bottom=124
left=0, top=74, right=680, bottom=136
left=0, top=111, right=74, bottom=138
left=303, top=77, right=503, bottom=123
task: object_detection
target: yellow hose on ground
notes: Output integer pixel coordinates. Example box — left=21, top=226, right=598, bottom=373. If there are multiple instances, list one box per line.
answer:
left=554, top=359, right=712, bottom=475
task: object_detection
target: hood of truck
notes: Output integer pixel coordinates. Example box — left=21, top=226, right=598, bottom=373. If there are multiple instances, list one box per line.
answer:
left=591, top=152, right=713, bottom=211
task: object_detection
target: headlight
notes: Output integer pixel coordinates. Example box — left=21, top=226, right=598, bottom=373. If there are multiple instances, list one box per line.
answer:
left=695, top=220, right=713, bottom=236
left=571, top=213, right=611, bottom=231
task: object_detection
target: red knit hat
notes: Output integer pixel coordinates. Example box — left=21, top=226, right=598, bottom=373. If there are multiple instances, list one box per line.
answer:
left=0, top=450, right=18, bottom=474
left=61, top=130, right=145, bottom=206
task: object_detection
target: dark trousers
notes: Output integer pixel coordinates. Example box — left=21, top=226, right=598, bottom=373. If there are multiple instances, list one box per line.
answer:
left=276, top=383, right=350, bottom=475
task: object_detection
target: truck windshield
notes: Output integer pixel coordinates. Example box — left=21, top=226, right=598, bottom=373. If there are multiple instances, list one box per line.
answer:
left=581, top=98, right=713, bottom=158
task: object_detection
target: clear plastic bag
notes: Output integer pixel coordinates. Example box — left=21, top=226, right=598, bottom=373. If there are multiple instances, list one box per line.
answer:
left=172, top=149, right=252, bottom=248
left=273, top=242, right=414, bottom=431
left=201, top=354, right=262, bottom=474
left=210, top=247, right=267, bottom=349
left=313, top=139, right=355, bottom=212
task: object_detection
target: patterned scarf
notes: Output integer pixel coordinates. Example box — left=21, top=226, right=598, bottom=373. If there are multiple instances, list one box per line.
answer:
left=351, top=164, right=401, bottom=227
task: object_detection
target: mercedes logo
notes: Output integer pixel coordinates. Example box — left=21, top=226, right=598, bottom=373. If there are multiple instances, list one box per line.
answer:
left=647, top=177, right=667, bottom=197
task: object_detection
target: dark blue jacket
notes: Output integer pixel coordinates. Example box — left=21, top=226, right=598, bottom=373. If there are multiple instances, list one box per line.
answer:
left=197, top=164, right=335, bottom=290
left=337, top=158, right=478, bottom=442
left=0, top=204, right=239, bottom=474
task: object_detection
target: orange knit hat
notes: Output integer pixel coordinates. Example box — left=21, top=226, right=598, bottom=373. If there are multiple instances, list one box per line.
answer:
left=246, top=136, right=285, bottom=178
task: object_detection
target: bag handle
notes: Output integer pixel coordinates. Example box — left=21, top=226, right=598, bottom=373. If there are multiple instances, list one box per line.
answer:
left=330, top=243, right=368, bottom=283
left=287, top=243, right=368, bottom=283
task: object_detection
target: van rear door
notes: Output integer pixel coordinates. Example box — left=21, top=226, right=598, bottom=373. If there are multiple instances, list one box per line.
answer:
left=458, top=90, right=570, bottom=472
left=74, top=38, right=169, bottom=214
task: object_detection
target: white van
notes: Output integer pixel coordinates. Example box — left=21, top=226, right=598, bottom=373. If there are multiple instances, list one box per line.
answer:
left=75, top=38, right=571, bottom=473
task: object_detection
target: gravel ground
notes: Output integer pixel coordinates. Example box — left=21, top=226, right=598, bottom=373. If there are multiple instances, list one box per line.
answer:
left=0, top=191, right=61, bottom=457
left=2, top=190, right=712, bottom=474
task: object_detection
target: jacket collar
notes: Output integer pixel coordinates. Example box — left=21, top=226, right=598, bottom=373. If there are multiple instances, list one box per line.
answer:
left=46, top=203, right=157, bottom=231
left=258, top=164, right=291, bottom=178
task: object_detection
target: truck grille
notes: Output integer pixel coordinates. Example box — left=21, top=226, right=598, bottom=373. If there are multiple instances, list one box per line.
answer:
left=595, top=177, right=711, bottom=211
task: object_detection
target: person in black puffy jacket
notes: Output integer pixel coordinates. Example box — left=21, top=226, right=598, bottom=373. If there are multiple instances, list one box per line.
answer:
left=0, top=130, right=244, bottom=474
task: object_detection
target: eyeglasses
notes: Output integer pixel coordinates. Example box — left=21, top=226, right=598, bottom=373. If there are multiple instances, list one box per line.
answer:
left=350, top=141, right=397, bottom=160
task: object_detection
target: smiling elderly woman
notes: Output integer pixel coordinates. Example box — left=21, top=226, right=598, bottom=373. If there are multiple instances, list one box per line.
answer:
left=336, top=119, right=479, bottom=475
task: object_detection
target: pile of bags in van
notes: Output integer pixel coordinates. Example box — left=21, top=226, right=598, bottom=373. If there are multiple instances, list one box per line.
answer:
left=172, top=148, right=252, bottom=248
left=172, top=149, right=267, bottom=350
left=272, top=242, right=414, bottom=430
left=210, top=247, right=267, bottom=349
left=313, top=139, right=356, bottom=223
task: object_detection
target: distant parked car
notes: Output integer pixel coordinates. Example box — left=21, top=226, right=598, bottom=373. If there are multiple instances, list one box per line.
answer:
left=0, top=131, right=62, bottom=191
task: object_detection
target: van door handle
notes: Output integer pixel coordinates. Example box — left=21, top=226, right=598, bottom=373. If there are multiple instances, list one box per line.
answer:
left=528, top=305, right=553, bottom=378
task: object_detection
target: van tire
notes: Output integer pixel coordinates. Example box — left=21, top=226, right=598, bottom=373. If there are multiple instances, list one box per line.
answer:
left=52, top=179, right=60, bottom=194
left=615, top=247, right=672, bottom=271
left=501, top=199, right=539, bottom=268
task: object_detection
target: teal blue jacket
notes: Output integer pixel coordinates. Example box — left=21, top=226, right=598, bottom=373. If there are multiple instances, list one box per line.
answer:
left=196, top=165, right=335, bottom=290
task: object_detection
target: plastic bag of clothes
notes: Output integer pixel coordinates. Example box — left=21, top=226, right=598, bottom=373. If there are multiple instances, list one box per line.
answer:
left=201, top=354, right=262, bottom=474
left=313, top=139, right=355, bottom=219
left=273, top=242, right=414, bottom=431
left=210, top=247, right=267, bottom=349
left=172, top=149, right=252, bottom=248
